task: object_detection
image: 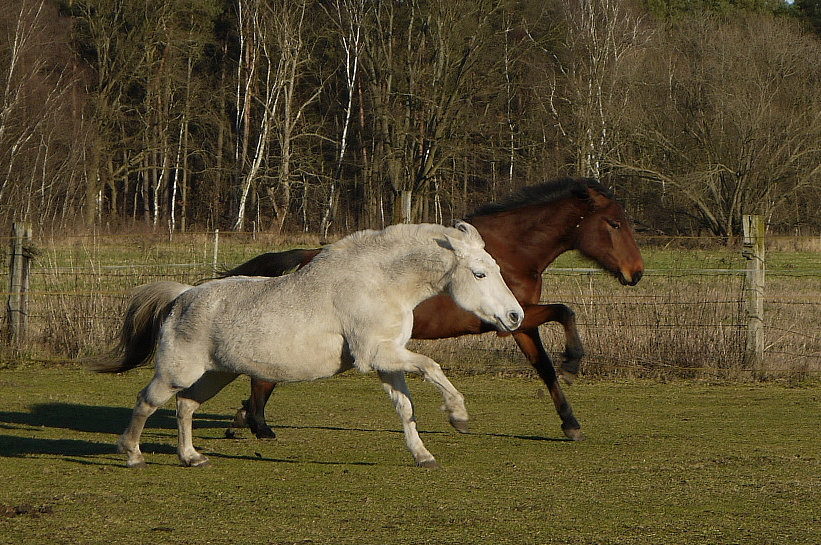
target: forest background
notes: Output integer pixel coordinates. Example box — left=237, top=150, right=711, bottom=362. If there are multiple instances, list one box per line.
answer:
left=1, top=0, right=820, bottom=239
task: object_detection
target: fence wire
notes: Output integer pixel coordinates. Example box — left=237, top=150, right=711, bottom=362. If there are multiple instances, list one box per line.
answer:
left=2, top=232, right=819, bottom=378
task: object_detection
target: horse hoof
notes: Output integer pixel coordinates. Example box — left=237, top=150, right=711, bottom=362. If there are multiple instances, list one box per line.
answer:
left=563, top=427, right=585, bottom=441
left=417, top=459, right=438, bottom=468
left=449, top=418, right=470, bottom=434
left=561, top=348, right=583, bottom=376
left=126, top=460, right=147, bottom=469
left=231, top=408, right=249, bottom=429
left=183, top=456, right=212, bottom=468
left=253, top=428, right=277, bottom=440
left=225, top=427, right=244, bottom=439
left=560, top=369, right=577, bottom=385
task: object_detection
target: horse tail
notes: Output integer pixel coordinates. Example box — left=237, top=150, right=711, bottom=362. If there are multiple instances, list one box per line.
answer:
left=88, top=281, right=191, bottom=374
left=218, top=247, right=321, bottom=278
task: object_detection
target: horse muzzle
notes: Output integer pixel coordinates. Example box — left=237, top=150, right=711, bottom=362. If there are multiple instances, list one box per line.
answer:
left=496, top=309, right=524, bottom=332
left=619, top=269, right=643, bottom=286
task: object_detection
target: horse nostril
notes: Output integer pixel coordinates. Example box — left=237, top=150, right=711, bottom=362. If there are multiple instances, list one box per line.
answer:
left=630, top=270, right=644, bottom=286
left=509, top=311, right=521, bottom=325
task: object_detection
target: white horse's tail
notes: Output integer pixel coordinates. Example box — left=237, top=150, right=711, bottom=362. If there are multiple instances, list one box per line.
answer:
left=88, top=281, right=191, bottom=374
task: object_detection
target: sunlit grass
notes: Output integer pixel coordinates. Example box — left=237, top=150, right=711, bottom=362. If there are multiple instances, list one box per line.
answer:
left=0, top=366, right=818, bottom=544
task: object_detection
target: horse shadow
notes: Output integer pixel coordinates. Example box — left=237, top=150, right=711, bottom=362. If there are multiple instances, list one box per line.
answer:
left=0, top=402, right=566, bottom=464
left=0, top=402, right=231, bottom=461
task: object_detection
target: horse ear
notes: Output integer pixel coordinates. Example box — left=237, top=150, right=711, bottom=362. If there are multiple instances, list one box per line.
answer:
left=438, top=234, right=464, bottom=255
left=453, top=220, right=484, bottom=248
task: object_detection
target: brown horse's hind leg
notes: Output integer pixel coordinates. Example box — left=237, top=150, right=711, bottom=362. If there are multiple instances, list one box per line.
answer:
left=247, top=379, right=277, bottom=439
left=513, top=328, right=585, bottom=441
left=227, top=379, right=277, bottom=440
left=520, top=303, right=584, bottom=384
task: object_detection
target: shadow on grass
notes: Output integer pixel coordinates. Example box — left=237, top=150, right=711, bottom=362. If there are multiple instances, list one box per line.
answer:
left=274, top=424, right=568, bottom=442
left=0, top=402, right=233, bottom=434
left=0, top=402, right=567, bottom=465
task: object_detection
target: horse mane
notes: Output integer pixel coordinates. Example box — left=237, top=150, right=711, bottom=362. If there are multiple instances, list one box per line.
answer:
left=467, top=177, right=612, bottom=219
left=333, top=223, right=453, bottom=252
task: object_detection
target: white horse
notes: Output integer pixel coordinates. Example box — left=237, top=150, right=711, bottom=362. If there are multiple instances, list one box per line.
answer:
left=92, top=221, right=523, bottom=468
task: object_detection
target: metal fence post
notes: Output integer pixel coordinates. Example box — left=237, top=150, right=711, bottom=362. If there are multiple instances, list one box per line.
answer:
left=6, top=222, right=33, bottom=345
left=742, top=215, right=765, bottom=374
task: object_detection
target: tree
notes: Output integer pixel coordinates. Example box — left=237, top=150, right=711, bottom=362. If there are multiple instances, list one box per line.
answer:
left=615, top=13, right=821, bottom=236
left=0, top=0, right=86, bottom=231
left=532, top=0, right=650, bottom=179
left=232, top=0, right=324, bottom=232
left=358, top=0, right=498, bottom=224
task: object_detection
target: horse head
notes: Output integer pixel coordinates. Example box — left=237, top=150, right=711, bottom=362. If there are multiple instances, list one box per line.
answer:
left=574, top=185, right=645, bottom=286
left=441, top=221, right=524, bottom=332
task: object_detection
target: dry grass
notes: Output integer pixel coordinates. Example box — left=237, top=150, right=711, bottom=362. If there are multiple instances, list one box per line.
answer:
left=1, top=232, right=819, bottom=379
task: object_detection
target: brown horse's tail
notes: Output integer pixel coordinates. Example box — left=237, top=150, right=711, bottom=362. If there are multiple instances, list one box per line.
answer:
left=88, top=281, right=191, bottom=374
left=218, top=248, right=321, bottom=278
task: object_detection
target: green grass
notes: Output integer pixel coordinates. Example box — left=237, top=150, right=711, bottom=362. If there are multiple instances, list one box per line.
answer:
left=1, top=366, right=818, bottom=544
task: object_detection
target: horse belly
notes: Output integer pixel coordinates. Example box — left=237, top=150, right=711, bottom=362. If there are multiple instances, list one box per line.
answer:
left=222, top=330, right=352, bottom=383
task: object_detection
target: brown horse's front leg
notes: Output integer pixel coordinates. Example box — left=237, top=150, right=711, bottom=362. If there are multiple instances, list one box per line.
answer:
left=512, top=328, right=584, bottom=441
left=519, top=303, right=584, bottom=383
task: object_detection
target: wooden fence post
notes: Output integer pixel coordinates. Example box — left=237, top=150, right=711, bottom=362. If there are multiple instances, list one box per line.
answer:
left=742, top=215, right=765, bottom=374
left=212, top=229, right=219, bottom=276
left=6, top=222, right=33, bottom=345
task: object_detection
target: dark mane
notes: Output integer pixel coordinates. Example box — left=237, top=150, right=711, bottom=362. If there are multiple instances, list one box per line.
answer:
left=467, top=177, right=613, bottom=219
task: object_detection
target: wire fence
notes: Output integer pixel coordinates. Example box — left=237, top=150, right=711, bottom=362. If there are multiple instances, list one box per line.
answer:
left=2, top=230, right=819, bottom=379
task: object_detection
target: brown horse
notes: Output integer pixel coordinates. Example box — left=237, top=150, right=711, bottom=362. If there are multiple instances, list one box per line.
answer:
left=223, top=177, right=644, bottom=441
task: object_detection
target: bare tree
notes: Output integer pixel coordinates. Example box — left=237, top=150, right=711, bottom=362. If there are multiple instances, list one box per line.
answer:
left=319, top=0, right=365, bottom=237
left=232, top=0, right=323, bottom=232
left=358, top=0, right=497, bottom=224
left=615, top=14, right=821, bottom=236
left=532, top=0, right=649, bottom=179
left=0, top=0, right=86, bottom=231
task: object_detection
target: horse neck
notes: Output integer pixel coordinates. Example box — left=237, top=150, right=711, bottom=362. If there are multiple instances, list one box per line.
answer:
left=371, top=236, right=455, bottom=306
left=471, top=198, right=589, bottom=274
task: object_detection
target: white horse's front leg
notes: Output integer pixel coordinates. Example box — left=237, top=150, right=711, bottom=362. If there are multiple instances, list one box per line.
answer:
left=370, top=341, right=469, bottom=427
left=375, top=346, right=469, bottom=433
left=412, top=353, right=470, bottom=433
left=377, top=371, right=437, bottom=468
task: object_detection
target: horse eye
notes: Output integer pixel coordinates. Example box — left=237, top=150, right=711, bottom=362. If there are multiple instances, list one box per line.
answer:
left=606, top=219, right=621, bottom=229
left=473, top=271, right=486, bottom=279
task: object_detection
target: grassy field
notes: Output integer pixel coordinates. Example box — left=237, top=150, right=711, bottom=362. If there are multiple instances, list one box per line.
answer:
left=0, top=365, right=818, bottom=544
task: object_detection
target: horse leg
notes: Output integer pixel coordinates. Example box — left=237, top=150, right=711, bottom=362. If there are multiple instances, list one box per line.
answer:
left=512, top=329, right=585, bottom=441
left=377, top=371, right=437, bottom=468
left=227, top=379, right=278, bottom=439
left=372, top=343, right=469, bottom=433
left=520, top=303, right=584, bottom=383
left=176, top=372, right=239, bottom=467
left=247, top=379, right=277, bottom=439
left=118, top=377, right=179, bottom=468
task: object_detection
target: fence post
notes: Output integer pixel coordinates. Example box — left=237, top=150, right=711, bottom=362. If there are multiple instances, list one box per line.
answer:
left=212, top=229, right=219, bottom=276
left=6, top=222, right=33, bottom=345
left=742, top=215, right=765, bottom=374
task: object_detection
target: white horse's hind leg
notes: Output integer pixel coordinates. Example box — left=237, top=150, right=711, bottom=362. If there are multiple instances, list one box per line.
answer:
left=118, top=378, right=179, bottom=468
left=377, top=371, right=437, bottom=468
left=176, top=372, right=239, bottom=467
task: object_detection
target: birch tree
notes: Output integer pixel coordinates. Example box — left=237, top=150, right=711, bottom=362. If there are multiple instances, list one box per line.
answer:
left=535, top=0, right=649, bottom=179
left=361, top=0, right=496, bottom=224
